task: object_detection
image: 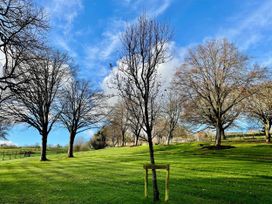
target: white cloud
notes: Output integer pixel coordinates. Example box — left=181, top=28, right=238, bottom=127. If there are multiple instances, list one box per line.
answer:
left=83, top=0, right=172, bottom=77
left=42, top=0, right=83, bottom=57
left=0, top=140, right=17, bottom=146
left=122, top=0, right=172, bottom=17
left=101, top=41, right=186, bottom=105
left=217, top=0, right=272, bottom=51
left=45, top=0, right=83, bottom=35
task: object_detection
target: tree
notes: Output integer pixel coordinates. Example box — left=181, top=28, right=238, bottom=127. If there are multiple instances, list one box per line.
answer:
left=59, top=79, right=105, bottom=157
left=243, top=82, right=272, bottom=143
left=162, top=86, right=182, bottom=145
left=108, top=101, right=129, bottom=146
left=0, top=0, right=47, bottom=89
left=127, top=105, right=143, bottom=146
left=175, top=39, right=263, bottom=148
left=115, top=14, right=171, bottom=201
left=0, top=89, right=12, bottom=140
left=7, top=50, right=68, bottom=161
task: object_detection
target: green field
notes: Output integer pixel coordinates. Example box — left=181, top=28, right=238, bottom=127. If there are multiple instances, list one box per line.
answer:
left=0, top=142, right=271, bottom=203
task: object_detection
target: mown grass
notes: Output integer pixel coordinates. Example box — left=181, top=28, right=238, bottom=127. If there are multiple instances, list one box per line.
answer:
left=0, top=142, right=271, bottom=203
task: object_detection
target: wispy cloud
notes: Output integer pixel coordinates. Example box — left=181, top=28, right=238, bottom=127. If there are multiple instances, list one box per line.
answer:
left=43, top=0, right=83, bottom=57
left=217, top=0, right=272, bottom=51
left=84, top=0, right=172, bottom=79
left=122, top=0, right=172, bottom=17
left=45, top=0, right=83, bottom=35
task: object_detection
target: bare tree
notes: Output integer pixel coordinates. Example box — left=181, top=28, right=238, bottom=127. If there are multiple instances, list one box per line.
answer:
left=108, top=101, right=129, bottom=146
left=59, top=79, right=105, bottom=157
left=115, top=14, right=171, bottom=201
left=121, top=98, right=144, bottom=146
left=175, top=39, right=263, bottom=148
left=162, top=86, right=182, bottom=145
left=127, top=109, right=143, bottom=146
left=7, top=50, right=68, bottom=161
left=243, top=82, right=272, bottom=143
left=0, top=0, right=47, bottom=89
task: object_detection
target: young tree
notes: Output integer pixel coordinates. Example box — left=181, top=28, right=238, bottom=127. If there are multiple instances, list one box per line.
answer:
left=115, top=15, right=171, bottom=201
left=175, top=39, right=263, bottom=148
left=59, top=79, right=105, bottom=157
left=7, top=51, right=68, bottom=161
left=244, top=82, right=272, bottom=143
left=0, top=0, right=47, bottom=89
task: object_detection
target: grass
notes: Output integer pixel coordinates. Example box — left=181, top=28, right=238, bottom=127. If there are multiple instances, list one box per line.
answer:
left=0, top=142, right=271, bottom=203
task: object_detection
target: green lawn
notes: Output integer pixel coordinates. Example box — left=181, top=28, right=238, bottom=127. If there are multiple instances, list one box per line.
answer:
left=0, top=142, right=271, bottom=203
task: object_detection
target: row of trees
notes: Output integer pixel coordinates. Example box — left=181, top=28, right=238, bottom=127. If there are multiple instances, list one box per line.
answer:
left=95, top=94, right=187, bottom=148
left=0, top=0, right=105, bottom=161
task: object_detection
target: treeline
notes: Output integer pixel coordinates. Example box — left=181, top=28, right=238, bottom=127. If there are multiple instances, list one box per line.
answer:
left=90, top=100, right=191, bottom=149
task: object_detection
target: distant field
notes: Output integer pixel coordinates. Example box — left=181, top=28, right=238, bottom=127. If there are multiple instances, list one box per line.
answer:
left=0, top=142, right=271, bottom=203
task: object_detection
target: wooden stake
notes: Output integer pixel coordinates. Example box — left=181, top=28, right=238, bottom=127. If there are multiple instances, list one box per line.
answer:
left=144, top=168, right=148, bottom=198
left=165, top=166, right=170, bottom=202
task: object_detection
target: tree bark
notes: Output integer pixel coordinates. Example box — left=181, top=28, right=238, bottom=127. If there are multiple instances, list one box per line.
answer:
left=40, top=131, right=48, bottom=161
left=68, top=131, right=76, bottom=157
left=147, top=131, right=160, bottom=201
left=264, top=122, right=271, bottom=143
left=121, top=131, right=125, bottom=146
left=222, top=130, right=226, bottom=140
left=215, top=125, right=224, bottom=148
left=167, top=130, right=173, bottom=145
left=134, top=133, right=139, bottom=146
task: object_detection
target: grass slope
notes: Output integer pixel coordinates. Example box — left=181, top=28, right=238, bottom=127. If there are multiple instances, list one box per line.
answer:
left=0, top=142, right=271, bottom=204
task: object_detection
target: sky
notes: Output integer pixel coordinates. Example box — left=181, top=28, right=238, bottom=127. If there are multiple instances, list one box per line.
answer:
left=3, top=0, right=272, bottom=146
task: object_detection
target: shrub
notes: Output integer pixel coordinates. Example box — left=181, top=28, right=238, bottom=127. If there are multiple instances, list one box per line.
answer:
left=90, top=131, right=107, bottom=150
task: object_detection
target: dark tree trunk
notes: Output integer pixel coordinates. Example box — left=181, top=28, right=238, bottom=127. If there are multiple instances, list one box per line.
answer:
left=147, top=131, right=160, bottom=201
left=222, top=130, right=226, bottom=140
left=167, top=129, right=173, bottom=145
left=68, top=131, right=76, bottom=157
left=134, top=134, right=139, bottom=146
left=215, top=125, right=224, bottom=148
left=121, top=131, right=125, bottom=146
left=40, top=131, right=48, bottom=161
left=264, top=122, right=271, bottom=143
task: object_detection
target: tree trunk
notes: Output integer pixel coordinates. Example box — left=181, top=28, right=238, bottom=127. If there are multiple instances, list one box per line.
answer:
left=68, top=131, right=76, bottom=157
left=222, top=130, right=226, bottom=140
left=40, top=131, right=48, bottom=161
left=134, top=133, right=139, bottom=146
left=167, top=129, right=173, bottom=145
left=264, top=122, right=271, bottom=143
left=215, top=125, right=224, bottom=148
left=121, top=131, right=125, bottom=146
left=147, top=131, right=160, bottom=201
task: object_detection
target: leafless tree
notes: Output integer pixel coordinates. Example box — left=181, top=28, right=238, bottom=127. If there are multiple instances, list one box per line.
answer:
left=115, top=14, right=171, bottom=201
left=175, top=39, right=263, bottom=148
left=102, top=124, right=119, bottom=147
left=0, top=0, right=47, bottom=89
left=243, top=82, right=272, bottom=143
left=7, top=50, right=69, bottom=161
left=59, top=79, right=105, bottom=157
left=120, top=98, right=144, bottom=146
left=127, top=109, right=143, bottom=146
left=108, top=101, right=129, bottom=146
left=162, top=86, right=182, bottom=145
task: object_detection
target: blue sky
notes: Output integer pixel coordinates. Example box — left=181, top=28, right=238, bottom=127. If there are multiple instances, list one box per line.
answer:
left=3, top=0, right=272, bottom=146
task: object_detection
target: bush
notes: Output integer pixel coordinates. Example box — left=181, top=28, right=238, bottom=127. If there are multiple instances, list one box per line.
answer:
left=90, top=131, right=107, bottom=150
